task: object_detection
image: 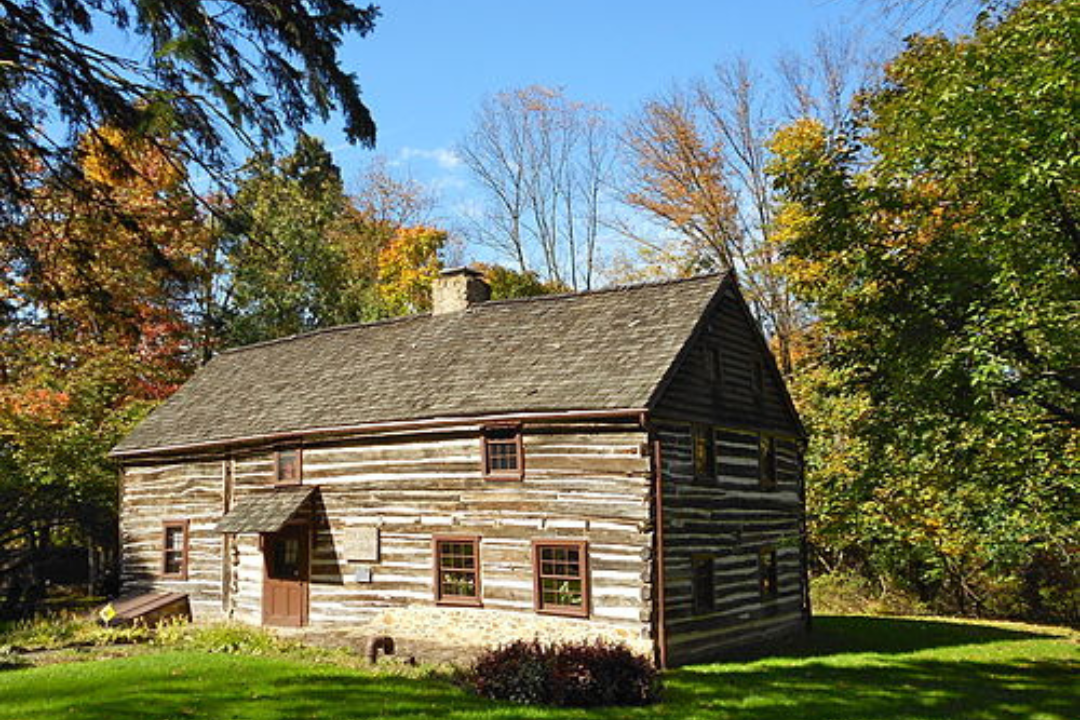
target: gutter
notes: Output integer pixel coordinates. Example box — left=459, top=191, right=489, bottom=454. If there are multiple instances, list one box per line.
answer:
left=648, top=423, right=668, bottom=669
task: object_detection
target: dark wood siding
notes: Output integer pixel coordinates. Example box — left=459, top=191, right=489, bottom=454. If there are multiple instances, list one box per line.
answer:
left=652, top=283, right=806, bottom=665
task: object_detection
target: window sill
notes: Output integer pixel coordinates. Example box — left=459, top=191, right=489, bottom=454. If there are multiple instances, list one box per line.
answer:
left=436, top=597, right=483, bottom=608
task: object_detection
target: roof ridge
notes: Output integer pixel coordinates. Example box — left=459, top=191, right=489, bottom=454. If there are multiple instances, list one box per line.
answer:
left=216, top=271, right=730, bottom=358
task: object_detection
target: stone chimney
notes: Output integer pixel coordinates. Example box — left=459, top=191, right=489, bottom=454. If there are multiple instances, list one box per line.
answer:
left=431, top=267, right=491, bottom=315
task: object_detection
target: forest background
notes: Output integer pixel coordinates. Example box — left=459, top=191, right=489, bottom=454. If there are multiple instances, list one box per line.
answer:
left=0, top=0, right=1074, bottom=626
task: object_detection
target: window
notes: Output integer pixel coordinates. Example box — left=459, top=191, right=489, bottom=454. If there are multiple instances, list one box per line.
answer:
left=482, top=426, right=523, bottom=480
left=758, top=547, right=779, bottom=599
left=752, top=359, right=765, bottom=401
left=759, top=436, right=778, bottom=490
left=534, top=541, right=588, bottom=616
left=692, top=424, right=715, bottom=482
left=691, top=554, right=715, bottom=615
left=707, top=347, right=726, bottom=403
left=162, top=520, right=189, bottom=579
left=275, top=449, right=302, bottom=484
left=434, top=537, right=481, bottom=605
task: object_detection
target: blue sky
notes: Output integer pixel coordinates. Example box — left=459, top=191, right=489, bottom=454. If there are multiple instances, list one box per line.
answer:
left=317, top=1, right=930, bottom=192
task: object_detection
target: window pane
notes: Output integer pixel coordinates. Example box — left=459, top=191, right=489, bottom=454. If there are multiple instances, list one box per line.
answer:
left=164, top=551, right=182, bottom=575
left=537, top=544, right=585, bottom=610
left=437, top=540, right=478, bottom=599
left=277, top=451, right=299, bottom=482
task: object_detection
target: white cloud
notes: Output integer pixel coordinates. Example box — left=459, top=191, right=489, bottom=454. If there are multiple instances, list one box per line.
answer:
left=397, top=146, right=463, bottom=171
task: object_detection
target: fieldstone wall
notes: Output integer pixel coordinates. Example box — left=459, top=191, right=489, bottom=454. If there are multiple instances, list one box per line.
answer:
left=337, top=605, right=654, bottom=663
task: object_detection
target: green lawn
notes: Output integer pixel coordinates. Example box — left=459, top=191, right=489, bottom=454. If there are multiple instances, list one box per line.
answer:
left=0, top=616, right=1076, bottom=720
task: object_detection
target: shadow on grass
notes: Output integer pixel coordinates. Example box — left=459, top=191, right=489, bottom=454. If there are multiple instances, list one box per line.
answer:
left=0, top=618, right=1075, bottom=720
left=769, top=615, right=1050, bottom=659
left=666, top=657, right=1078, bottom=720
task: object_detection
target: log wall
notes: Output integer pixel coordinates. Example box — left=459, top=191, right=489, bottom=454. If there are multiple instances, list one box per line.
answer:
left=119, top=460, right=228, bottom=620
left=119, top=422, right=655, bottom=653
left=653, top=284, right=807, bottom=665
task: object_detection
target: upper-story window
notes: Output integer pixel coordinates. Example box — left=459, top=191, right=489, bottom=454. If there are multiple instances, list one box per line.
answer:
left=161, top=520, right=189, bottom=579
left=692, top=424, right=716, bottom=482
left=759, top=436, right=778, bottom=490
left=482, top=426, right=523, bottom=480
left=707, top=347, right=725, bottom=400
left=275, top=449, right=302, bottom=484
left=752, top=359, right=765, bottom=401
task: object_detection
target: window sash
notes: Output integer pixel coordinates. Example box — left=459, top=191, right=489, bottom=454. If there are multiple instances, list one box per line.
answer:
left=275, top=449, right=302, bottom=485
left=434, top=537, right=481, bottom=605
left=534, top=542, right=588, bottom=616
left=482, top=427, right=523, bottom=479
left=161, top=521, right=188, bottom=579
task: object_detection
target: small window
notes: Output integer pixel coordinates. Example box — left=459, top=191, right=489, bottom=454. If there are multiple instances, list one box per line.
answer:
left=534, top=541, right=588, bottom=616
left=482, top=426, right=523, bottom=480
left=434, top=537, right=481, bottom=605
left=711, top=348, right=726, bottom=396
left=691, top=554, right=715, bottom=615
left=162, top=521, right=189, bottom=579
left=692, top=424, right=716, bottom=482
left=275, top=449, right=302, bottom=484
left=759, top=547, right=779, bottom=599
left=752, top=359, right=765, bottom=401
left=759, top=436, right=778, bottom=490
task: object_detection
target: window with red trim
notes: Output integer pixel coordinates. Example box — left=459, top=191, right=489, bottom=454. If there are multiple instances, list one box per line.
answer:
left=434, top=537, right=481, bottom=605
left=534, top=541, right=588, bottom=616
left=482, top=427, right=523, bottom=479
left=276, top=449, right=302, bottom=484
left=162, top=520, right=189, bottom=579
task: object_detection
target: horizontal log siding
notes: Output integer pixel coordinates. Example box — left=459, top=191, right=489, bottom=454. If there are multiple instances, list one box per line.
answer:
left=658, top=425, right=804, bottom=664
left=654, top=284, right=800, bottom=436
left=292, top=426, right=652, bottom=633
left=119, top=461, right=227, bottom=620
left=124, top=423, right=654, bottom=641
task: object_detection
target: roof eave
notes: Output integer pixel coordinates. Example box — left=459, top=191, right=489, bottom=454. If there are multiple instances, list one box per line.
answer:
left=110, top=407, right=651, bottom=462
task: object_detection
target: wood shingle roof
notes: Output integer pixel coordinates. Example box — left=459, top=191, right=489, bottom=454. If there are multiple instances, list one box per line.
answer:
left=112, top=272, right=729, bottom=458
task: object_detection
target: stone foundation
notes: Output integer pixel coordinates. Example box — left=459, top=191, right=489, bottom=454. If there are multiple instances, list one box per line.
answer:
left=278, top=605, right=654, bottom=664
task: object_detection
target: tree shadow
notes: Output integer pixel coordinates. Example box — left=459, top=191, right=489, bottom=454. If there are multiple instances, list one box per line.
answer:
left=760, top=615, right=1050, bottom=660
left=666, top=657, right=1078, bottom=720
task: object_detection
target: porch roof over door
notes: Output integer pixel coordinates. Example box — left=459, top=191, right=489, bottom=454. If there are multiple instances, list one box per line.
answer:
left=214, top=486, right=315, bottom=534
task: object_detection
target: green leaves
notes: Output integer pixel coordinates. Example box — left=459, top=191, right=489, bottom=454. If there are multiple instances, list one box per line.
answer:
left=772, top=0, right=1079, bottom=622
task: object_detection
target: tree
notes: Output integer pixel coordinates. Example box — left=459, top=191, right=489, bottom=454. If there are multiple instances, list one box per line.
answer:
left=0, top=125, right=204, bottom=610
left=458, top=86, right=613, bottom=290
left=0, top=0, right=379, bottom=214
left=218, top=135, right=371, bottom=345
left=769, top=0, right=1078, bottom=622
left=618, top=43, right=871, bottom=373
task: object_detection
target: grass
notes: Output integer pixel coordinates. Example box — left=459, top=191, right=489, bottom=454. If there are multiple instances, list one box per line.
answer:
left=0, top=615, right=1076, bottom=720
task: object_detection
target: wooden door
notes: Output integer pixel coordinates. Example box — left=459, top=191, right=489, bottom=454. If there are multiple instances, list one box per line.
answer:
left=262, top=524, right=309, bottom=627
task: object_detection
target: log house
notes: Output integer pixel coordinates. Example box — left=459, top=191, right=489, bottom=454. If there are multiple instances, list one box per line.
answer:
left=111, top=268, right=808, bottom=666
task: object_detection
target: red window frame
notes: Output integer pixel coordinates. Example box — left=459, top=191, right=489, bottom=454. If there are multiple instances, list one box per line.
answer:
left=533, top=540, right=589, bottom=617
left=433, top=536, right=482, bottom=606
left=481, top=426, right=524, bottom=480
left=161, top=520, right=189, bottom=580
left=275, top=449, right=302, bottom=485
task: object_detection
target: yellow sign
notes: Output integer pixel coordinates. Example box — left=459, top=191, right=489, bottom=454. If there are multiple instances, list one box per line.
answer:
left=99, top=604, right=117, bottom=624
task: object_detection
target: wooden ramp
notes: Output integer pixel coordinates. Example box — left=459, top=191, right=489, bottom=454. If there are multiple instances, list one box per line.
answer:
left=99, top=592, right=190, bottom=627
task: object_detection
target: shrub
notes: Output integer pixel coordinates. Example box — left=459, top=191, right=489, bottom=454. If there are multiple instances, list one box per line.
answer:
left=463, top=639, right=660, bottom=707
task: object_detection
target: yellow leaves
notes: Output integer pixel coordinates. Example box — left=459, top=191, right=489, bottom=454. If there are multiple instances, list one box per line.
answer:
left=375, top=225, right=446, bottom=315
left=80, top=125, right=185, bottom=190
left=766, top=117, right=828, bottom=176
